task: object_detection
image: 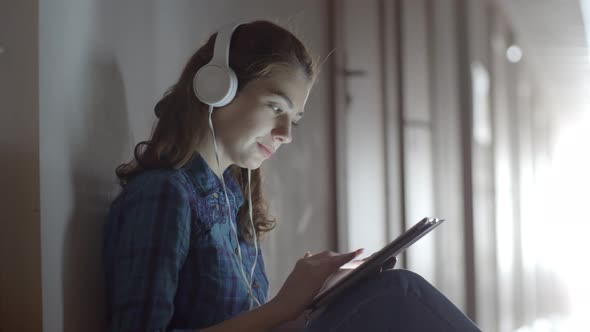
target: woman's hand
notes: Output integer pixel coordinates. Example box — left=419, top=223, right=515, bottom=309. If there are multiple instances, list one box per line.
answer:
left=269, top=249, right=364, bottom=322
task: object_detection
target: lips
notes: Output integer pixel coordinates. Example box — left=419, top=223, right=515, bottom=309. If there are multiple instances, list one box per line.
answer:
left=257, top=143, right=274, bottom=157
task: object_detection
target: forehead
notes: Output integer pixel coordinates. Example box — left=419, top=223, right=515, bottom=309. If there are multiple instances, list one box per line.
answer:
left=242, top=67, right=312, bottom=109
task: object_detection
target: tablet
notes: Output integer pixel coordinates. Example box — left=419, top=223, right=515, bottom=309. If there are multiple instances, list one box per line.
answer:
left=306, top=217, right=445, bottom=316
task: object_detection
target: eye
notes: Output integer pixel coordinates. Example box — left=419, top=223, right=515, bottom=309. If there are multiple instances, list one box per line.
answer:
left=269, top=104, right=283, bottom=114
left=269, top=103, right=300, bottom=128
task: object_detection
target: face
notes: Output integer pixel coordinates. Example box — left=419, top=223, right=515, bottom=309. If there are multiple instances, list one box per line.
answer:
left=212, top=66, right=312, bottom=169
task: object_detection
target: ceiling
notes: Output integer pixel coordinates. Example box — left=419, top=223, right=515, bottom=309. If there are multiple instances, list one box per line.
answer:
left=498, top=0, right=590, bottom=119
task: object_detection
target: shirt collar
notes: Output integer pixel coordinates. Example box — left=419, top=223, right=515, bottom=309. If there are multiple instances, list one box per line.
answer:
left=183, top=153, right=244, bottom=205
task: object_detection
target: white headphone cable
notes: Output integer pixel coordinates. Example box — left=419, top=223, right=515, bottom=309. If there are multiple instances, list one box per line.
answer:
left=207, top=105, right=261, bottom=308
left=247, top=168, right=259, bottom=308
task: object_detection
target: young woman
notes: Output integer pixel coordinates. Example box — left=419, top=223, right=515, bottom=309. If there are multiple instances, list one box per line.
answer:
left=103, top=20, right=481, bottom=331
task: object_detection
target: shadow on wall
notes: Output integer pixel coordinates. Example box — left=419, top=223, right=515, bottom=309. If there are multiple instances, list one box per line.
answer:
left=62, top=54, right=132, bottom=332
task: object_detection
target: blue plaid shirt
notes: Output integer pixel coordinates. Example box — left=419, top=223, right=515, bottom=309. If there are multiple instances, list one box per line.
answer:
left=103, top=153, right=269, bottom=331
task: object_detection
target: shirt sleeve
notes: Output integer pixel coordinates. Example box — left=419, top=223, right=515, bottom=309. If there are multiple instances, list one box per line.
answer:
left=108, top=175, right=193, bottom=332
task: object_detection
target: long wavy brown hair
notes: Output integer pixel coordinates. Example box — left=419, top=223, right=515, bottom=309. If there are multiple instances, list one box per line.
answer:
left=115, top=20, right=317, bottom=242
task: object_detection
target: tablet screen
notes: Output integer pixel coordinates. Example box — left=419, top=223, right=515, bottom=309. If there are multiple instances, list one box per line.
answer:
left=308, top=217, right=445, bottom=312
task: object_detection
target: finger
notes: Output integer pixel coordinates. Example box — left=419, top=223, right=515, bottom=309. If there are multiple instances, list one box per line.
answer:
left=313, top=250, right=334, bottom=258
left=331, top=249, right=364, bottom=267
left=303, top=251, right=312, bottom=258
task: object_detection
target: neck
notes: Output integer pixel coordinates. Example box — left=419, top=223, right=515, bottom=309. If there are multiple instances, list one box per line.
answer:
left=195, top=130, right=232, bottom=179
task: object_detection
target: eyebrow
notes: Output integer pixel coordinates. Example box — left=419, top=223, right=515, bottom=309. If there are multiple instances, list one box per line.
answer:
left=268, top=89, right=304, bottom=117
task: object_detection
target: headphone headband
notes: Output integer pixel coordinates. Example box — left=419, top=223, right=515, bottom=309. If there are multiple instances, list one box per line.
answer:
left=213, top=23, right=239, bottom=65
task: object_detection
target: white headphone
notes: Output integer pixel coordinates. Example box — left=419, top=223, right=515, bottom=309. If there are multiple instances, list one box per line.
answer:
left=193, top=23, right=240, bottom=107
left=193, top=23, right=262, bottom=309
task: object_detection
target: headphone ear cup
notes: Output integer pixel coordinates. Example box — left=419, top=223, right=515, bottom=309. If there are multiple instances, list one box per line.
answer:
left=223, top=68, right=238, bottom=106
left=193, top=62, right=238, bottom=107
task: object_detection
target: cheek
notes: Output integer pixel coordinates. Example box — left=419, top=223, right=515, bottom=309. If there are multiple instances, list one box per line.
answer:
left=237, top=108, right=271, bottom=133
left=219, top=103, right=272, bottom=142
left=223, top=118, right=262, bottom=147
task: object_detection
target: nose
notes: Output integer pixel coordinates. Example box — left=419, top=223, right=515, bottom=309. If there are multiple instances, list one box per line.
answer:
left=271, top=118, right=292, bottom=144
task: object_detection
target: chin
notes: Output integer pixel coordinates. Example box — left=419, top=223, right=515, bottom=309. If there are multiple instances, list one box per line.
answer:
left=247, top=160, right=264, bottom=170
left=237, top=157, right=264, bottom=170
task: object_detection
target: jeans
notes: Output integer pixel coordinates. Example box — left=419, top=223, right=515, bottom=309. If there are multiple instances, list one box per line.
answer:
left=305, top=269, right=481, bottom=332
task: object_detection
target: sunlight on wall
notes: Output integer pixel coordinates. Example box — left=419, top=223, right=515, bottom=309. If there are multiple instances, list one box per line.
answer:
left=549, top=112, right=590, bottom=329
left=529, top=111, right=590, bottom=331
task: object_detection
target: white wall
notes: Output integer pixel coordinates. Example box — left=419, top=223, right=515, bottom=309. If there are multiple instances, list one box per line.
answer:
left=491, top=8, right=518, bottom=332
left=466, top=1, right=500, bottom=329
left=38, top=1, right=332, bottom=331
left=335, top=0, right=388, bottom=256
left=400, top=0, right=437, bottom=282
left=430, top=0, right=469, bottom=313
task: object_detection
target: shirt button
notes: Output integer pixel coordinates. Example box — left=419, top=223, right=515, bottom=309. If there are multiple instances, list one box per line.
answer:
left=234, top=247, right=239, bottom=255
left=252, top=280, right=259, bottom=289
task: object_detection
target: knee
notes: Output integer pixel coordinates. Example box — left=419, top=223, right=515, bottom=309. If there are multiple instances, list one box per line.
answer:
left=385, top=269, right=427, bottom=284
left=369, top=269, right=433, bottom=296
